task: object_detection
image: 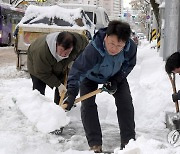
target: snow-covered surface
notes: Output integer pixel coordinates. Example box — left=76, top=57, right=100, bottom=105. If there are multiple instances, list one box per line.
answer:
left=0, top=2, right=24, bottom=12
left=13, top=90, right=70, bottom=133
left=159, top=2, right=165, bottom=8
left=17, top=5, right=95, bottom=41
left=161, top=19, right=165, bottom=29
left=155, top=0, right=161, bottom=5
left=20, top=5, right=82, bottom=25
left=19, top=5, right=94, bottom=31
left=0, top=40, right=180, bottom=153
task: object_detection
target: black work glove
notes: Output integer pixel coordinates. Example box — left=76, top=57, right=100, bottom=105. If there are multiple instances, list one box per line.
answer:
left=103, top=81, right=117, bottom=95
left=172, top=91, right=180, bottom=102
left=63, top=93, right=75, bottom=111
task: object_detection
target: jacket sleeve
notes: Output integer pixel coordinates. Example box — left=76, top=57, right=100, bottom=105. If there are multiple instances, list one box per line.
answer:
left=110, top=39, right=137, bottom=83
left=67, top=43, right=101, bottom=97
left=32, top=50, right=62, bottom=88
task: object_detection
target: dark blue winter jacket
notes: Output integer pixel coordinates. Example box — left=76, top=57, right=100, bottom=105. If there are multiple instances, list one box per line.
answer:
left=67, top=28, right=137, bottom=97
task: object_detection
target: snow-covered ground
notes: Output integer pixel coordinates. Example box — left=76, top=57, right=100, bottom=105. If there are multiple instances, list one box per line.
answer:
left=0, top=40, right=180, bottom=154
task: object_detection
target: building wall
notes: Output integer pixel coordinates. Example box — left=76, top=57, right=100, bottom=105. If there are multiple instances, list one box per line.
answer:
left=59, top=0, right=123, bottom=19
left=103, top=0, right=112, bottom=16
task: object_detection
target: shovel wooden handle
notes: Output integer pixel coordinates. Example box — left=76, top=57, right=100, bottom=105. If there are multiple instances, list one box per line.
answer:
left=59, top=71, right=68, bottom=106
left=59, top=90, right=66, bottom=106
left=168, top=73, right=180, bottom=113
left=61, top=88, right=102, bottom=110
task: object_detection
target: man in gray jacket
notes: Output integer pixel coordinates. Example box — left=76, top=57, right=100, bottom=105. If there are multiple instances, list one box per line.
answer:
left=27, top=31, right=88, bottom=105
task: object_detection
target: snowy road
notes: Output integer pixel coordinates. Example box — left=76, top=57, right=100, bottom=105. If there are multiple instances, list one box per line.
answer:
left=0, top=47, right=121, bottom=152
left=0, top=43, right=180, bottom=153
left=0, top=47, right=16, bottom=66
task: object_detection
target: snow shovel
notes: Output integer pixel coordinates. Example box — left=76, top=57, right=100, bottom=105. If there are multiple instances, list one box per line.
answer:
left=58, top=70, right=104, bottom=108
left=165, top=73, right=180, bottom=131
left=50, top=88, right=103, bottom=135
left=61, top=88, right=103, bottom=110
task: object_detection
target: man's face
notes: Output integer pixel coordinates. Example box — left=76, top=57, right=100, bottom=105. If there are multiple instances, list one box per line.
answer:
left=173, top=68, right=180, bottom=74
left=56, top=45, right=73, bottom=57
left=104, top=35, right=126, bottom=56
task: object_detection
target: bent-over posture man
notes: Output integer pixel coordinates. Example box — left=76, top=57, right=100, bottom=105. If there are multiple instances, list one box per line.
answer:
left=63, top=20, right=137, bottom=152
left=27, top=31, right=88, bottom=104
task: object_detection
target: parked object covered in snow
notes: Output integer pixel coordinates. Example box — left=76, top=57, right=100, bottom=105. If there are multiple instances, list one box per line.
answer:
left=58, top=3, right=109, bottom=30
left=14, top=5, right=94, bottom=70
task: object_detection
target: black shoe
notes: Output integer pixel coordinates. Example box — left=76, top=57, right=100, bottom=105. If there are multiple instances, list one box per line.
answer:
left=90, top=145, right=102, bottom=153
left=50, top=127, right=64, bottom=135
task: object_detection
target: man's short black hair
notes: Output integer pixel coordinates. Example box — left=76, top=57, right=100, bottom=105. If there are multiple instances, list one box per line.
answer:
left=165, top=51, right=180, bottom=74
left=57, top=31, right=76, bottom=50
left=106, top=20, right=131, bottom=42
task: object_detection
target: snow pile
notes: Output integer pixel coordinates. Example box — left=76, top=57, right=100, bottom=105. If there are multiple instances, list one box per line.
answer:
left=22, top=5, right=81, bottom=23
left=13, top=89, right=70, bottom=133
left=128, top=40, right=173, bottom=131
left=19, top=4, right=89, bottom=29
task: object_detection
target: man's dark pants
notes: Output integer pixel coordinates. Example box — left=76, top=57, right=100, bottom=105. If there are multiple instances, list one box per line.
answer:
left=80, top=78, right=135, bottom=147
left=30, top=74, right=60, bottom=105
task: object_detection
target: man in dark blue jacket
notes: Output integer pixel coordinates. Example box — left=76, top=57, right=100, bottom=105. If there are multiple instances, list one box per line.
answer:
left=63, top=20, right=137, bottom=152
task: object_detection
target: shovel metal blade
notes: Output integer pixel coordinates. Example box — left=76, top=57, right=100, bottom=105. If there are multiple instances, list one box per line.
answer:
left=165, top=112, right=180, bottom=130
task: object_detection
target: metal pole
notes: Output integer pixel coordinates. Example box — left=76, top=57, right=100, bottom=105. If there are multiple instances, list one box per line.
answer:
left=163, top=0, right=180, bottom=60
left=178, top=1, right=180, bottom=50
